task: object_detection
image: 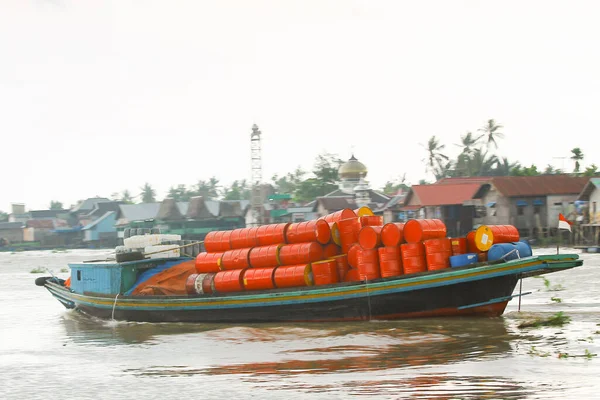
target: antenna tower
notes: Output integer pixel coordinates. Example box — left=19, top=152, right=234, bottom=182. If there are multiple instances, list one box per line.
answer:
left=250, top=124, right=263, bottom=226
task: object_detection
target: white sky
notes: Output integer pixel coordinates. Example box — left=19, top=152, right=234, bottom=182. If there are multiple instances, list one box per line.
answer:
left=1, top=0, right=599, bottom=212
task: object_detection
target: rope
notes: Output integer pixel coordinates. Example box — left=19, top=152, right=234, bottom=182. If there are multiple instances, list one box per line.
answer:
left=111, top=294, right=119, bottom=320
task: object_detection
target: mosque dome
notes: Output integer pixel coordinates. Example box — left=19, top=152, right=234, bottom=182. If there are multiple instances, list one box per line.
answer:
left=338, top=155, right=368, bottom=180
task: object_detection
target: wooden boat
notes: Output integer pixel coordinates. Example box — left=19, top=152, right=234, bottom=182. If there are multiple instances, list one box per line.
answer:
left=36, top=253, right=582, bottom=323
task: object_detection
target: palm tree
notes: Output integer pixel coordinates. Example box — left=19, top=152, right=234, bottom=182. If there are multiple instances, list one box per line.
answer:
left=478, top=119, right=504, bottom=149
left=423, top=136, right=449, bottom=177
left=493, top=157, right=519, bottom=176
left=121, top=190, right=134, bottom=204
left=456, top=131, right=481, bottom=155
left=140, top=183, right=156, bottom=203
left=469, top=149, right=499, bottom=176
left=570, top=147, right=584, bottom=174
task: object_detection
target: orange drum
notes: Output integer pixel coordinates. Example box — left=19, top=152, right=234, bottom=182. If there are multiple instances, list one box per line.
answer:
left=256, top=223, right=290, bottom=246
left=219, top=248, right=251, bottom=270
left=423, top=238, right=451, bottom=271
left=312, top=260, right=339, bottom=285
left=403, top=219, right=447, bottom=243
left=278, top=242, right=323, bottom=266
left=474, top=225, right=520, bottom=251
left=331, top=254, right=350, bottom=281
left=425, top=252, right=450, bottom=271
left=423, top=238, right=452, bottom=253
left=378, top=247, right=403, bottom=278
left=354, top=206, right=374, bottom=217
left=321, top=208, right=356, bottom=224
left=450, top=237, right=467, bottom=256
left=347, top=243, right=359, bottom=268
left=381, top=223, right=405, bottom=247
left=356, top=248, right=380, bottom=280
left=466, top=231, right=478, bottom=253
left=323, top=243, right=340, bottom=259
left=229, top=227, right=259, bottom=250
left=358, top=226, right=383, bottom=250
left=243, top=267, right=277, bottom=291
left=286, top=220, right=331, bottom=245
left=204, top=230, right=232, bottom=252
left=213, top=269, right=246, bottom=293
left=338, top=217, right=360, bottom=253
left=344, top=268, right=361, bottom=282
left=273, top=264, right=313, bottom=288
left=195, top=252, right=223, bottom=273
left=359, top=215, right=384, bottom=227
left=401, top=243, right=427, bottom=275
left=248, top=244, right=282, bottom=268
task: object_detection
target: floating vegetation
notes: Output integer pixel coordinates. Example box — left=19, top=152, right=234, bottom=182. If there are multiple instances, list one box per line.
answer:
left=558, top=350, right=597, bottom=359
left=518, top=312, right=571, bottom=328
left=51, top=249, right=68, bottom=253
left=542, top=277, right=565, bottom=292
left=528, top=346, right=551, bottom=357
left=551, top=297, right=562, bottom=303
left=30, top=267, right=46, bottom=274
left=60, top=268, right=69, bottom=273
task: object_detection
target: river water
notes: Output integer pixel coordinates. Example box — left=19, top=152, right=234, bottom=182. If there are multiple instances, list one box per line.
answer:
left=1, top=248, right=599, bottom=399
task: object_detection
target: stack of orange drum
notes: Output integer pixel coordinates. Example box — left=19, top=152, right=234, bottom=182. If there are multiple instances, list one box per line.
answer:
left=189, top=211, right=519, bottom=296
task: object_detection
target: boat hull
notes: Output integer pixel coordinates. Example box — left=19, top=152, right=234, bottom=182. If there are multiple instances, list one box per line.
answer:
left=43, top=254, right=582, bottom=323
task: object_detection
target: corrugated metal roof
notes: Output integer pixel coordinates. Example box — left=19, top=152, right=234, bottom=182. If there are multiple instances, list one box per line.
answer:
left=577, top=177, right=600, bottom=201
left=118, top=203, right=160, bottom=222
left=407, top=184, right=482, bottom=206
left=26, top=220, right=55, bottom=229
left=204, top=201, right=219, bottom=217
left=0, top=222, right=24, bottom=230
left=83, top=211, right=115, bottom=230
left=176, top=202, right=189, bottom=216
left=436, top=177, right=492, bottom=185
left=491, top=175, right=588, bottom=197
left=71, top=197, right=111, bottom=212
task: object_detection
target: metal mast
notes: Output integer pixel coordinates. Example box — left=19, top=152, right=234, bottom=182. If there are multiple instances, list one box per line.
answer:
left=250, top=124, right=263, bottom=226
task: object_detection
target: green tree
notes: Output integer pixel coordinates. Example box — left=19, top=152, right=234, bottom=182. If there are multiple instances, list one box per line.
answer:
left=168, top=184, right=191, bottom=201
left=543, top=165, right=563, bottom=175
left=478, top=119, right=504, bottom=149
left=194, top=177, right=220, bottom=198
left=272, top=167, right=305, bottom=195
left=571, top=147, right=584, bottom=174
left=294, top=178, right=324, bottom=203
left=140, top=183, right=156, bottom=203
left=0, top=211, right=8, bottom=222
left=423, top=136, right=449, bottom=179
left=381, top=174, right=410, bottom=196
left=49, top=200, right=63, bottom=210
left=511, top=164, right=540, bottom=176
left=223, top=180, right=252, bottom=200
left=583, top=164, right=599, bottom=177
left=492, top=157, right=519, bottom=176
left=313, top=153, right=343, bottom=192
left=121, top=190, right=134, bottom=204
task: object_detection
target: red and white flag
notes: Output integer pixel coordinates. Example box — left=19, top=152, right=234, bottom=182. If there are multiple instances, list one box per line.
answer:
left=558, top=213, right=572, bottom=232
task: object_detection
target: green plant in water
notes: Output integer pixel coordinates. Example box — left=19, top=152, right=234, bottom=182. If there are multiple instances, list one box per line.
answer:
left=585, top=349, right=597, bottom=359
left=60, top=268, right=68, bottom=273
left=30, top=267, right=46, bottom=274
left=551, top=297, right=562, bottom=303
left=528, top=346, right=551, bottom=357
left=518, top=312, right=571, bottom=328
left=542, top=277, right=565, bottom=292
